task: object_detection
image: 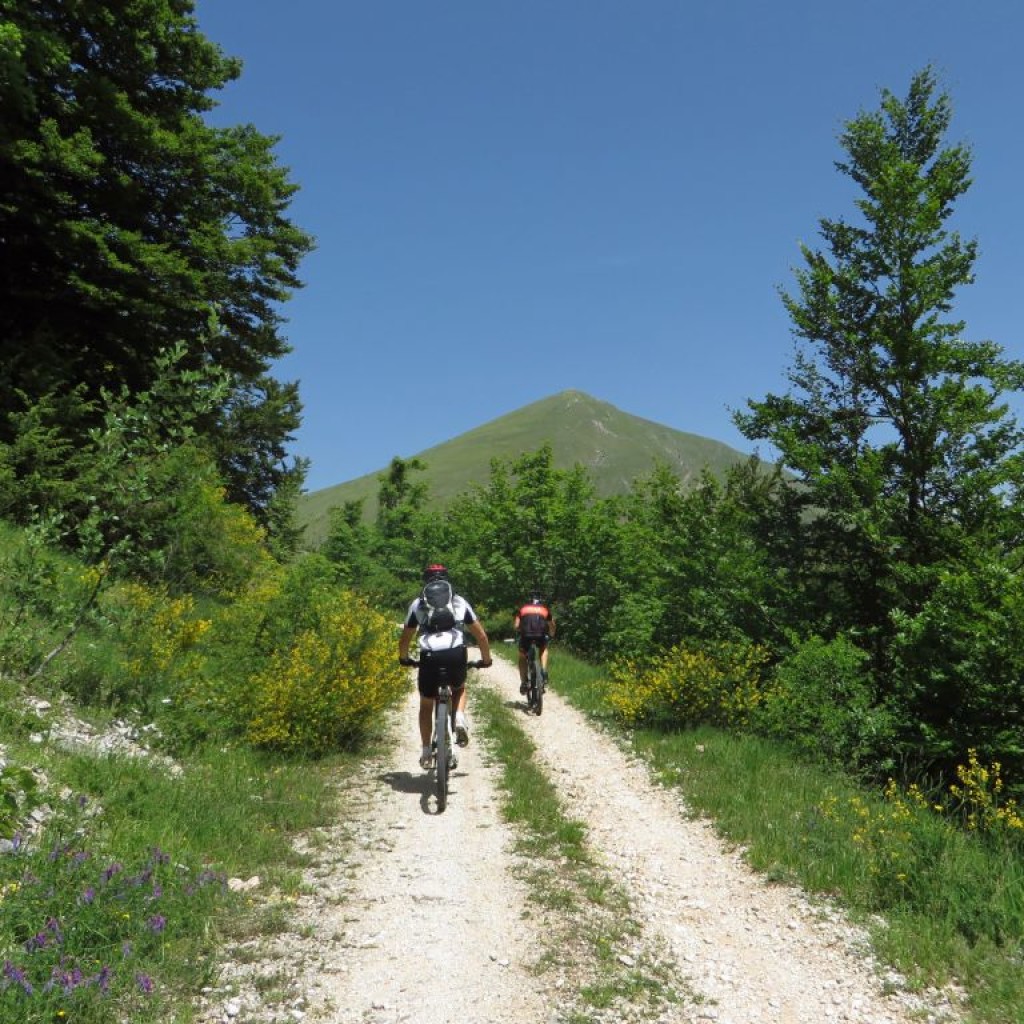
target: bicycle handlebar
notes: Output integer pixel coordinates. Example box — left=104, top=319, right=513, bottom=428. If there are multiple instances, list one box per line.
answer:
left=400, top=657, right=491, bottom=669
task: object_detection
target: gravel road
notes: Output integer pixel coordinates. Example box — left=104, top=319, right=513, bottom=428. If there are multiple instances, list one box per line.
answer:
left=196, top=656, right=963, bottom=1024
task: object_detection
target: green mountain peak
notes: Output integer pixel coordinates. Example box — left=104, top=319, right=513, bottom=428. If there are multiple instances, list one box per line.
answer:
left=296, top=391, right=760, bottom=546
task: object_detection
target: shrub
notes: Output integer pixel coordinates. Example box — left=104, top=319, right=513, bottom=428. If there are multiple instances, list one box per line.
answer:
left=166, top=555, right=406, bottom=756
left=100, top=583, right=211, bottom=711
left=753, top=633, right=895, bottom=773
left=0, top=527, right=101, bottom=679
left=245, top=589, right=407, bottom=755
left=889, top=560, right=1024, bottom=786
left=605, top=640, right=768, bottom=730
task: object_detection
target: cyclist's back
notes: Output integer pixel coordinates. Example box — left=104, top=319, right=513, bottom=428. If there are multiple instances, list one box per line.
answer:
left=513, top=594, right=555, bottom=694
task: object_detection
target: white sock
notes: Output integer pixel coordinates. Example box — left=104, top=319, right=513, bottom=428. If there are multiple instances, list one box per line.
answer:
left=455, top=711, right=467, bottom=727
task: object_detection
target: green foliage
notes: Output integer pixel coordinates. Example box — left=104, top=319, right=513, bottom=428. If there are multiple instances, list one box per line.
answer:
left=162, top=555, right=406, bottom=756
left=0, top=0, right=313, bottom=518
left=0, top=522, right=104, bottom=679
left=604, top=461, right=795, bottom=660
left=888, top=558, right=1024, bottom=784
left=753, top=634, right=896, bottom=773
left=605, top=641, right=769, bottom=731
left=437, top=444, right=600, bottom=616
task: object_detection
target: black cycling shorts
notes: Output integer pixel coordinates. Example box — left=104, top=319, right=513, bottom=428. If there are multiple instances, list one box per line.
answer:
left=518, top=636, right=549, bottom=653
left=417, top=646, right=468, bottom=699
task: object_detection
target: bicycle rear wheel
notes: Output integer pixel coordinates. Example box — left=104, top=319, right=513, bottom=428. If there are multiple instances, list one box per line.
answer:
left=528, top=646, right=542, bottom=715
left=434, top=699, right=449, bottom=812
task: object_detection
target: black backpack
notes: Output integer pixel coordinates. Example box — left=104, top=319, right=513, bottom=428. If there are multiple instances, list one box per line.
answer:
left=421, top=578, right=457, bottom=632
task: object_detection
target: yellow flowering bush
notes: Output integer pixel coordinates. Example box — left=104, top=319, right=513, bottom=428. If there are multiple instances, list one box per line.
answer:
left=949, top=749, right=1024, bottom=837
left=102, top=581, right=211, bottom=708
left=605, top=641, right=768, bottom=730
left=245, top=589, right=407, bottom=756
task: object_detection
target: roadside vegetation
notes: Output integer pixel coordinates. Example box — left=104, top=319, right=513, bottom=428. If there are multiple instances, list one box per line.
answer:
left=553, top=649, right=1024, bottom=1024
left=2, top=7, right=1022, bottom=1022
left=0, top=666, right=347, bottom=1022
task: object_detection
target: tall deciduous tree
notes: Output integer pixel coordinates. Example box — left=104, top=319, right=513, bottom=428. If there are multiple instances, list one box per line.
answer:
left=736, top=67, right=1024, bottom=644
left=0, top=0, right=314, bottom=517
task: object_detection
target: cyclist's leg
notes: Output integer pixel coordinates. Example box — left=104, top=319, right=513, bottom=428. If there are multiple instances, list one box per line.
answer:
left=539, top=639, right=550, bottom=678
left=418, top=697, right=434, bottom=746
left=517, top=642, right=529, bottom=692
left=417, top=659, right=439, bottom=768
left=430, top=648, right=470, bottom=746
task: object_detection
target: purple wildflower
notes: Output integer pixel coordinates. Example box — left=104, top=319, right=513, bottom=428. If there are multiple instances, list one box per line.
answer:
left=96, top=965, right=113, bottom=993
left=121, top=941, right=133, bottom=959
left=136, top=972, right=154, bottom=994
left=101, top=861, right=123, bottom=883
left=49, top=964, right=84, bottom=994
left=3, top=960, right=34, bottom=996
left=147, top=914, right=167, bottom=934
left=80, top=886, right=96, bottom=905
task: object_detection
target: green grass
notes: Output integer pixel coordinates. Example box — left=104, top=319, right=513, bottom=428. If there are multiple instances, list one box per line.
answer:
left=472, top=683, right=683, bottom=1022
left=549, top=647, right=1024, bottom=1024
left=0, top=716, right=348, bottom=1024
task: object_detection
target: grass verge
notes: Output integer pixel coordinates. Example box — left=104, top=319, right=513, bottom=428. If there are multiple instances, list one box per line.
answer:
left=549, top=647, right=1023, bottom=1024
left=0, top=690, right=349, bottom=1024
left=471, top=682, right=684, bottom=1024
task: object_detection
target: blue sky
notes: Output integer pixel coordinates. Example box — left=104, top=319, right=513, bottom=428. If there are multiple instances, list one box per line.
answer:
left=194, top=0, right=1024, bottom=493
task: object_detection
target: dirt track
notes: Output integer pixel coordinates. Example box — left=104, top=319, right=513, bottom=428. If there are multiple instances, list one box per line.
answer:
left=196, top=657, right=962, bottom=1024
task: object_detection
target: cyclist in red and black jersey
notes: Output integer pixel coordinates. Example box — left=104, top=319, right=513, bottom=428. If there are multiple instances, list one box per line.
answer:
left=513, top=594, right=555, bottom=694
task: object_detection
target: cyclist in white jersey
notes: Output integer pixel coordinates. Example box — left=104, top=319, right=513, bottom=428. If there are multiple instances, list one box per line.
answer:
left=398, top=564, right=492, bottom=769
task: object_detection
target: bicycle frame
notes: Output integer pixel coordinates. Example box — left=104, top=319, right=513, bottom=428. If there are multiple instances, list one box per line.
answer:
left=406, top=656, right=486, bottom=813
left=525, top=639, right=544, bottom=715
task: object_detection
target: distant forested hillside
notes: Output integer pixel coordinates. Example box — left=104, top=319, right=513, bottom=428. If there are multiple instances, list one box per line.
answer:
left=297, top=390, right=771, bottom=545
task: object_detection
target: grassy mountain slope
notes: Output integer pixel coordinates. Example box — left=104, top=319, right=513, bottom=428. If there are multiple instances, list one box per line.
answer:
left=297, top=390, right=768, bottom=546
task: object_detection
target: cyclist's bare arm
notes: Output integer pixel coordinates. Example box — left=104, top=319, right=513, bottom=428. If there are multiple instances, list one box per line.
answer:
left=398, top=625, right=417, bottom=662
left=468, top=620, right=492, bottom=664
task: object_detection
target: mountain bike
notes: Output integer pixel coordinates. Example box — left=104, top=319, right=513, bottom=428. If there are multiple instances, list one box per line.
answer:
left=408, top=656, right=487, bottom=812
left=524, top=639, right=546, bottom=716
